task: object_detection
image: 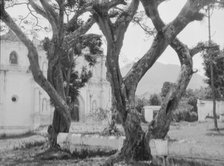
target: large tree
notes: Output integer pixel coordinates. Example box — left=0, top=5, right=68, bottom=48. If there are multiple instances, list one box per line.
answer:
left=92, top=0, right=218, bottom=165
left=0, top=0, right=103, bottom=148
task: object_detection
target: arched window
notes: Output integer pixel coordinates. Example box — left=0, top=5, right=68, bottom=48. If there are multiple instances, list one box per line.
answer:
left=9, top=51, right=18, bottom=64
left=42, top=98, right=47, bottom=113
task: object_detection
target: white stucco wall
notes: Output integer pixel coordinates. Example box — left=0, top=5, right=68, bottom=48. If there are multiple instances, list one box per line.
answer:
left=3, top=71, right=34, bottom=128
left=0, top=40, right=30, bottom=67
left=144, top=106, right=161, bottom=123
left=77, top=55, right=111, bottom=123
left=197, top=99, right=224, bottom=121
left=0, top=36, right=53, bottom=135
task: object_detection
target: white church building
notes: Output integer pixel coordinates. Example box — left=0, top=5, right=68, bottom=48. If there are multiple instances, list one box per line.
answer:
left=0, top=31, right=112, bottom=136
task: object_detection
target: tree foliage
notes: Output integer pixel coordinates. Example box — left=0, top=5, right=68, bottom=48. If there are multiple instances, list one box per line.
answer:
left=202, top=42, right=224, bottom=99
left=149, top=94, right=161, bottom=106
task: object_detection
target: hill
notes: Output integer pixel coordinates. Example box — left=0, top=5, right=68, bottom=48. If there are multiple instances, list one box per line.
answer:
left=121, top=62, right=206, bottom=98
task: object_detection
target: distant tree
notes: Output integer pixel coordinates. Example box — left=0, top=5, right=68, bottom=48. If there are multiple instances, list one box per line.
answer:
left=184, top=89, right=195, bottom=98
left=135, top=97, right=144, bottom=113
left=187, top=96, right=198, bottom=113
left=194, top=87, right=213, bottom=99
left=202, top=43, right=224, bottom=99
left=149, top=94, right=161, bottom=106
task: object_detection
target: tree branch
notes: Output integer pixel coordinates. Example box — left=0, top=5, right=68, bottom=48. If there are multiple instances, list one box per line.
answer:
left=148, top=38, right=194, bottom=139
left=124, top=0, right=213, bottom=91
left=57, top=0, right=65, bottom=43
left=102, top=0, right=127, bottom=9
left=39, top=0, right=59, bottom=35
left=114, top=0, right=139, bottom=44
left=190, top=42, right=207, bottom=56
left=140, top=0, right=165, bottom=31
left=65, top=2, right=93, bottom=32
left=92, top=9, right=114, bottom=43
left=65, top=17, right=96, bottom=49
left=170, top=38, right=192, bottom=66
left=29, top=0, right=48, bottom=20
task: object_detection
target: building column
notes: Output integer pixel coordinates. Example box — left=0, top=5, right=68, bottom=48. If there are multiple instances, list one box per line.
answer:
left=0, top=71, right=6, bottom=127
left=33, top=87, right=40, bottom=129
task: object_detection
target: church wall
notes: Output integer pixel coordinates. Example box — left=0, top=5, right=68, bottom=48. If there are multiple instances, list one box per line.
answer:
left=0, top=40, right=30, bottom=67
left=78, top=88, right=87, bottom=122
left=0, top=71, right=6, bottom=127
left=1, top=71, right=34, bottom=129
left=0, top=38, right=53, bottom=135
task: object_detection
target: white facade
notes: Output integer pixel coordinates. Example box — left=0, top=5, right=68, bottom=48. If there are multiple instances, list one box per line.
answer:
left=0, top=31, right=111, bottom=135
left=144, top=106, right=161, bottom=123
left=78, top=55, right=112, bottom=122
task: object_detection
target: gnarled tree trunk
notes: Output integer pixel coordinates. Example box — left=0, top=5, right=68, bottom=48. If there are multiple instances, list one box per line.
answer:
left=93, top=0, right=214, bottom=165
left=104, top=45, right=152, bottom=165
left=149, top=39, right=194, bottom=139
left=121, top=111, right=152, bottom=161
left=46, top=43, right=72, bottom=147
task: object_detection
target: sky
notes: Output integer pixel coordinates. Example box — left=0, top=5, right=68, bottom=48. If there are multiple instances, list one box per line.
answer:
left=3, top=0, right=224, bottom=76
left=120, top=0, right=224, bottom=75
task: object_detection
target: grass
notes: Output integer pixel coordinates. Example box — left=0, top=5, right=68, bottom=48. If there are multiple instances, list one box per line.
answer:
left=70, top=146, right=117, bottom=159
left=13, top=141, right=46, bottom=150
left=0, top=131, right=35, bottom=140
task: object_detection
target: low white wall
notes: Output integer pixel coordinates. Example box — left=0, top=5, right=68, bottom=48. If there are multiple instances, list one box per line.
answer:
left=57, top=133, right=168, bottom=156
left=197, top=99, right=224, bottom=121
left=144, top=106, right=161, bottom=123
left=57, top=133, right=125, bottom=153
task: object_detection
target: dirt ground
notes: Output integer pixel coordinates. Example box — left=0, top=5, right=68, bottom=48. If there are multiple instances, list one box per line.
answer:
left=167, top=119, right=224, bottom=160
left=0, top=120, right=223, bottom=165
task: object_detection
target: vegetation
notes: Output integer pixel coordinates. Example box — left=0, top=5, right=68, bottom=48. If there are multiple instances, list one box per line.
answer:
left=149, top=94, right=161, bottom=106
left=1, top=0, right=223, bottom=165
left=202, top=43, right=224, bottom=99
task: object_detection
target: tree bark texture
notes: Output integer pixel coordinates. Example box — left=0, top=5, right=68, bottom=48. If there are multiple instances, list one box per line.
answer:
left=47, top=52, right=71, bottom=147
left=148, top=39, right=194, bottom=139
left=104, top=46, right=152, bottom=164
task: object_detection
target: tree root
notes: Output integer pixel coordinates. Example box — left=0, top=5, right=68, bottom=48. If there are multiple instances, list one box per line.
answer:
left=102, top=151, right=124, bottom=166
left=102, top=149, right=153, bottom=166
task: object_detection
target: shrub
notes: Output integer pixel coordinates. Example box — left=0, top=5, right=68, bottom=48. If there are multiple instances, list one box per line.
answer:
left=173, top=100, right=198, bottom=122
left=187, top=96, right=198, bottom=113
left=149, top=94, right=161, bottom=106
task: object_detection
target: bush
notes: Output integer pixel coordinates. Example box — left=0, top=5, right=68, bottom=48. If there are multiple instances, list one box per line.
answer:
left=172, top=100, right=198, bottom=122
left=149, top=94, right=161, bottom=106
left=87, top=108, right=111, bottom=123
left=187, top=96, right=198, bottom=113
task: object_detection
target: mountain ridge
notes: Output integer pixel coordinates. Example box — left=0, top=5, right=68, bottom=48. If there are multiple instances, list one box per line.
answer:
left=121, top=61, right=206, bottom=97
